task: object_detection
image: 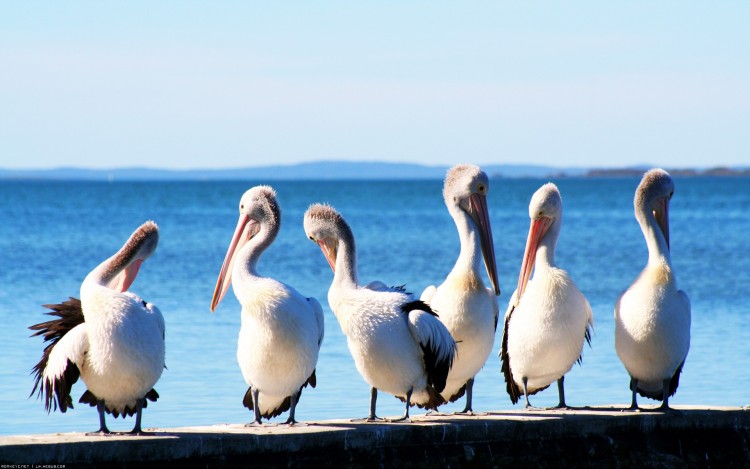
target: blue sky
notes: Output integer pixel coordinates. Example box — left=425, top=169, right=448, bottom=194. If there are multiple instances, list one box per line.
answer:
left=1, top=2, right=748, bottom=170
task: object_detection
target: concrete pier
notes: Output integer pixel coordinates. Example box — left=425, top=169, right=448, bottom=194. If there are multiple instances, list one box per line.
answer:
left=1, top=406, right=748, bottom=468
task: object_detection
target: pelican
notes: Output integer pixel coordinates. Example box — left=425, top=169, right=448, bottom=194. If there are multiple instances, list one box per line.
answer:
left=501, top=183, right=593, bottom=409
left=303, top=203, right=456, bottom=421
left=615, top=169, right=690, bottom=411
left=30, top=221, right=164, bottom=434
left=420, top=164, right=500, bottom=414
left=211, top=186, right=324, bottom=425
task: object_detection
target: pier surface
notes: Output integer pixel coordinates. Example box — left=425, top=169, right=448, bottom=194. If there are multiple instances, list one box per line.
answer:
left=1, top=406, right=748, bottom=468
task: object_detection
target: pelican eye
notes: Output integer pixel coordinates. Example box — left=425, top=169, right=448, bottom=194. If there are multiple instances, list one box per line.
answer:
left=477, top=184, right=486, bottom=194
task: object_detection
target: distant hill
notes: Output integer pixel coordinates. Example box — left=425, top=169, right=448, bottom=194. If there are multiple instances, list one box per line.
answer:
left=0, top=161, right=584, bottom=181
left=0, top=161, right=746, bottom=181
left=585, top=166, right=750, bottom=178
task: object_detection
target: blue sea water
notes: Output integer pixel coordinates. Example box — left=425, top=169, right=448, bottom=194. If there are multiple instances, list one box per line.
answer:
left=0, top=177, right=748, bottom=435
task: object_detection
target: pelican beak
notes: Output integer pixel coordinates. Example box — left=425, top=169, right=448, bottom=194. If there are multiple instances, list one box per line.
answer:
left=211, top=213, right=256, bottom=312
left=108, top=258, right=144, bottom=292
left=468, top=193, right=500, bottom=296
left=515, top=216, right=551, bottom=306
left=316, top=238, right=338, bottom=273
left=654, top=198, right=670, bottom=251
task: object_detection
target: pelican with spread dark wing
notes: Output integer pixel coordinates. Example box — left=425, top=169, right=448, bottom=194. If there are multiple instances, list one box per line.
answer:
left=30, top=221, right=164, bottom=434
left=615, top=169, right=690, bottom=411
left=420, top=164, right=500, bottom=414
left=304, top=203, right=456, bottom=422
left=501, top=183, right=593, bottom=409
left=211, top=186, right=324, bottom=425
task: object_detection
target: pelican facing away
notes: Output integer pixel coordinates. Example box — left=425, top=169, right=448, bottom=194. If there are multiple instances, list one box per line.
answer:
left=304, top=203, right=456, bottom=421
left=420, top=164, right=500, bottom=414
left=615, top=169, right=690, bottom=411
left=211, top=186, right=324, bottom=425
left=30, top=221, right=164, bottom=434
left=501, top=183, right=593, bottom=408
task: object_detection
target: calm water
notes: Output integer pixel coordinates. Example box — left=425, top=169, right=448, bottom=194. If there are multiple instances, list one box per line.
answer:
left=1, top=177, right=748, bottom=435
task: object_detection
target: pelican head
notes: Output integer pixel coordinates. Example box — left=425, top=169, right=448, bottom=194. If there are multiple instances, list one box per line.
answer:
left=303, top=203, right=352, bottom=273
left=103, top=220, right=159, bottom=293
left=635, top=168, right=674, bottom=250
left=444, top=164, right=500, bottom=295
left=515, top=183, right=562, bottom=303
left=211, top=186, right=280, bottom=312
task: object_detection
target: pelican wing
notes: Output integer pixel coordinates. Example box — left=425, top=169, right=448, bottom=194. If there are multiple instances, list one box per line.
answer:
left=575, top=298, right=594, bottom=365
left=123, top=292, right=165, bottom=340
left=30, top=298, right=88, bottom=413
left=403, top=300, right=456, bottom=394
left=419, top=285, right=438, bottom=303
left=500, top=291, right=523, bottom=404
left=309, top=296, right=325, bottom=347
left=365, top=280, right=407, bottom=293
left=39, top=323, right=88, bottom=413
left=487, top=286, right=500, bottom=331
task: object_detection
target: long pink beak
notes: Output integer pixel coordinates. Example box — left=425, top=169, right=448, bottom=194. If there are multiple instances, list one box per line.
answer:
left=108, top=258, right=143, bottom=293
left=316, top=238, right=338, bottom=273
left=515, top=216, right=552, bottom=305
left=211, top=213, right=251, bottom=312
left=469, top=193, right=500, bottom=296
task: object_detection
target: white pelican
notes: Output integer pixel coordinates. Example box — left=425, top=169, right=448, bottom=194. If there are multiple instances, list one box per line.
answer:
left=303, top=203, right=456, bottom=421
left=420, top=164, right=500, bottom=414
left=615, top=169, right=690, bottom=411
left=30, top=221, right=164, bottom=434
left=501, top=183, right=593, bottom=409
left=211, top=186, right=324, bottom=425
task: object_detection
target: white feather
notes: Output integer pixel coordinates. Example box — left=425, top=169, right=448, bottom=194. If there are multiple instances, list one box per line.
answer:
left=79, top=284, right=165, bottom=412
left=506, top=266, right=592, bottom=391
left=235, top=277, right=323, bottom=415
left=43, top=323, right=88, bottom=385
left=407, top=309, right=455, bottom=365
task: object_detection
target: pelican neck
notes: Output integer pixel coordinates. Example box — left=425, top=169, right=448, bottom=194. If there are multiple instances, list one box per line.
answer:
left=636, top=203, right=671, bottom=268
left=449, top=206, right=484, bottom=277
left=235, top=220, right=277, bottom=283
left=534, top=218, right=561, bottom=270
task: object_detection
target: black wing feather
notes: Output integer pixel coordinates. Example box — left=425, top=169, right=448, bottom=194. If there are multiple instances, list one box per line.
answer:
left=29, top=297, right=85, bottom=413
left=500, top=305, right=523, bottom=404
left=244, top=370, right=317, bottom=420
left=80, top=388, right=159, bottom=418
left=401, top=300, right=453, bottom=409
left=575, top=324, right=593, bottom=366
left=633, top=361, right=684, bottom=401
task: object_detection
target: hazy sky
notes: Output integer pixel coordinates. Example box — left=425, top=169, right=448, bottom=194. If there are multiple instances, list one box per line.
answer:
left=2, top=2, right=748, bottom=170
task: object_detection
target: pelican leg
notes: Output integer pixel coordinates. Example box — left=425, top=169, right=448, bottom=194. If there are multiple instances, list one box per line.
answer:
left=352, top=387, right=384, bottom=422
left=658, top=378, right=672, bottom=412
left=367, top=387, right=381, bottom=421
left=245, top=388, right=263, bottom=426
left=522, top=377, right=534, bottom=409
left=128, top=398, right=147, bottom=435
left=627, top=377, right=640, bottom=411
left=253, top=388, right=262, bottom=424
left=455, top=378, right=475, bottom=415
left=553, top=376, right=568, bottom=409
left=284, top=392, right=300, bottom=426
left=391, top=388, right=412, bottom=423
left=86, top=400, right=111, bottom=436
